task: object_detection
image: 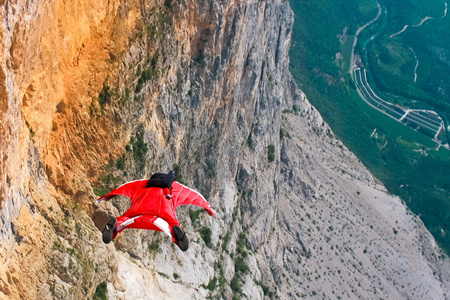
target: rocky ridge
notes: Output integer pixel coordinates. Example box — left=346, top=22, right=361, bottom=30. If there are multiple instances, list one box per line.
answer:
left=0, top=0, right=449, bottom=299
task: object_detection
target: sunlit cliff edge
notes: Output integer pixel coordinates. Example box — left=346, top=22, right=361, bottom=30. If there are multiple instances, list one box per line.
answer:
left=0, top=0, right=449, bottom=299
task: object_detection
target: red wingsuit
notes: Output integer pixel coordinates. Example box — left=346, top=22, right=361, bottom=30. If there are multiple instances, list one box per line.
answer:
left=97, top=180, right=216, bottom=244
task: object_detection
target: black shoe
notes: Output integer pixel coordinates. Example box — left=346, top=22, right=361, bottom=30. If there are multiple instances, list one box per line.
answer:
left=173, top=225, right=189, bottom=251
left=102, top=217, right=117, bottom=244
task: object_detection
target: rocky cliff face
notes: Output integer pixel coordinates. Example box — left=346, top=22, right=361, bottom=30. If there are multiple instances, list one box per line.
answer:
left=0, top=0, right=449, bottom=299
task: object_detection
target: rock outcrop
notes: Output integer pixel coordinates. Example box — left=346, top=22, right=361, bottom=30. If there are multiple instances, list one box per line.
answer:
left=0, top=0, right=449, bottom=299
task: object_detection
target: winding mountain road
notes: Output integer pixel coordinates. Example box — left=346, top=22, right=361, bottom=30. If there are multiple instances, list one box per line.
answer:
left=354, top=68, right=445, bottom=140
left=349, top=2, right=382, bottom=73
left=349, top=2, right=448, bottom=146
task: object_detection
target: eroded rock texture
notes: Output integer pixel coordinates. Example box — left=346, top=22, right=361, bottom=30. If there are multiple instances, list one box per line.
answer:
left=0, top=0, right=449, bottom=299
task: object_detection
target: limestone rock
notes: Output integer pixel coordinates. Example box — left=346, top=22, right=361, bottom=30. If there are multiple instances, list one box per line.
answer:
left=0, top=0, right=449, bottom=299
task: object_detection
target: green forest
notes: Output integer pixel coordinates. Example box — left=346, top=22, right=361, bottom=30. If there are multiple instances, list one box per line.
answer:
left=289, top=0, right=450, bottom=254
left=361, top=0, right=450, bottom=128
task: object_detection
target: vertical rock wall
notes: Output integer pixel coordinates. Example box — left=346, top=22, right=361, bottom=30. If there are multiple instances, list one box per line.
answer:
left=0, top=0, right=449, bottom=299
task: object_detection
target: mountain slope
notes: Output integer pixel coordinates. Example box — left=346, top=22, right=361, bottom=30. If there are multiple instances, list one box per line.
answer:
left=0, top=0, right=448, bottom=299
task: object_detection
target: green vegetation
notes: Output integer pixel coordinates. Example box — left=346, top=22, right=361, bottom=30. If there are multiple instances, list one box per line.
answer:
left=280, top=128, right=286, bottom=139
left=123, top=88, right=130, bottom=103
left=246, top=135, right=254, bottom=149
left=116, top=154, right=126, bottom=170
left=148, top=239, right=160, bottom=252
left=131, top=130, right=148, bottom=162
left=98, top=76, right=112, bottom=107
left=93, top=187, right=110, bottom=197
left=93, top=282, right=108, bottom=300
left=53, top=240, right=64, bottom=252
left=255, top=279, right=272, bottom=297
left=225, top=232, right=251, bottom=298
left=230, top=275, right=242, bottom=298
left=141, top=5, right=174, bottom=41
left=203, top=277, right=217, bottom=291
left=199, top=227, right=212, bottom=247
left=283, top=105, right=301, bottom=115
left=234, top=256, right=249, bottom=274
left=267, top=145, right=275, bottom=162
left=93, top=170, right=122, bottom=197
left=210, top=257, right=228, bottom=295
left=93, top=125, right=149, bottom=195
left=236, top=232, right=249, bottom=254
left=130, top=127, right=149, bottom=171
left=135, top=56, right=158, bottom=93
left=362, top=0, right=450, bottom=130
left=25, top=120, right=36, bottom=137
left=90, top=76, right=114, bottom=116
left=171, top=163, right=187, bottom=185
left=189, top=208, right=201, bottom=224
left=222, top=232, right=231, bottom=252
left=148, top=235, right=161, bottom=258
left=289, top=0, right=450, bottom=253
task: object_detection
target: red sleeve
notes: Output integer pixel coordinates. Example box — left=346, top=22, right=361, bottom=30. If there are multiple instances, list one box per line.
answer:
left=171, top=182, right=217, bottom=217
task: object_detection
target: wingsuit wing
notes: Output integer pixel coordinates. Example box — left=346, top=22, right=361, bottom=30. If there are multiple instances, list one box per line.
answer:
left=96, top=179, right=149, bottom=204
left=171, top=182, right=217, bottom=217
